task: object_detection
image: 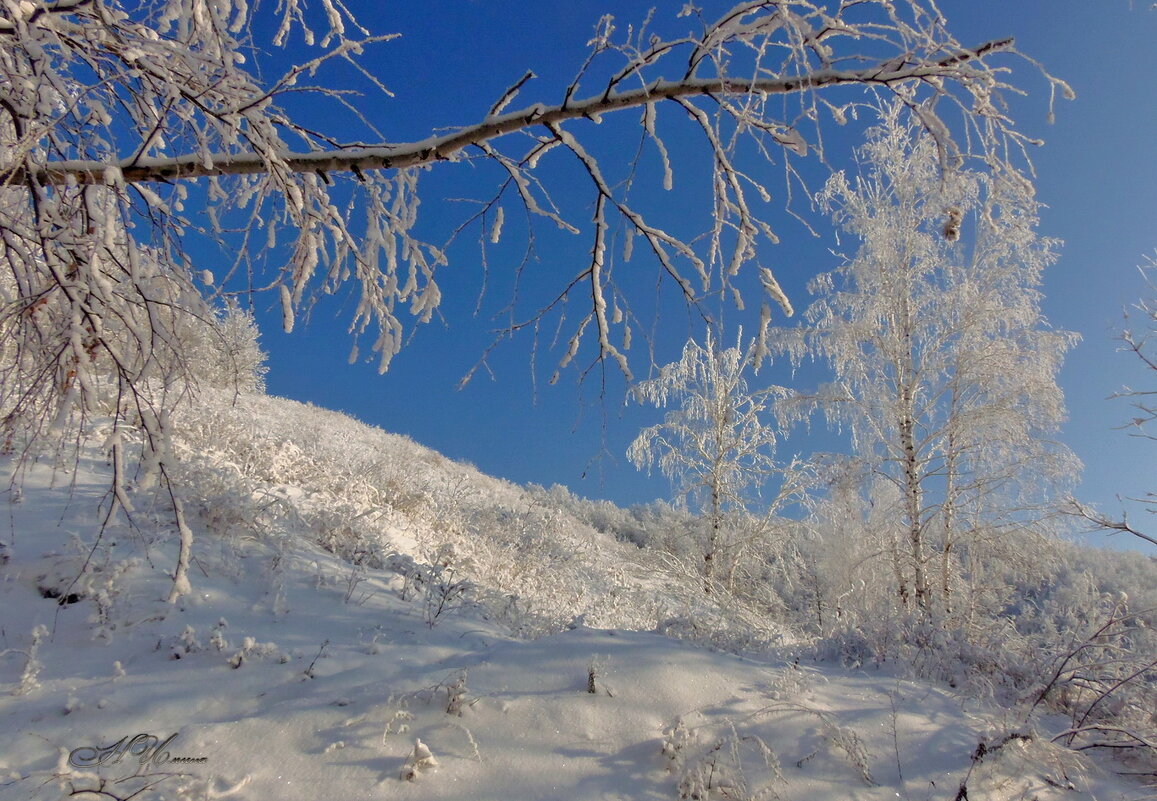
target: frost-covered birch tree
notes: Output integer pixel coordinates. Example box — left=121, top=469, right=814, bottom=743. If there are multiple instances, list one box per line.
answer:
left=0, top=0, right=1068, bottom=599
left=628, top=331, right=796, bottom=592
left=778, top=107, right=1079, bottom=618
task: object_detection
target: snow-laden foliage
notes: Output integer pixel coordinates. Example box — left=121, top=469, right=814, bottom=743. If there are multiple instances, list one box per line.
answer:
left=0, top=240, right=263, bottom=450
left=0, top=230, right=267, bottom=601
left=776, top=106, right=1080, bottom=618
left=629, top=330, right=801, bottom=592
left=803, top=541, right=1157, bottom=778
left=1120, top=255, right=1157, bottom=450
left=524, top=482, right=697, bottom=552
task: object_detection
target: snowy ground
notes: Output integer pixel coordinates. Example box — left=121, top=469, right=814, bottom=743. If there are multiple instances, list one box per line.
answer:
left=0, top=414, right=1149, bottom=801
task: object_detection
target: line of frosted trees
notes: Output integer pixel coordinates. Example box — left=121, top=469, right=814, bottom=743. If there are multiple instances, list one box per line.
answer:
left=630, top=105, right=1079, bottom=628
left=624, top=115, right=1157, bottom=763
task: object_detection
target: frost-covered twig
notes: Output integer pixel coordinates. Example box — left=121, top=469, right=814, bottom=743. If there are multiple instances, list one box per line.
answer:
left=1064, top=499, right=1157, bottom=549
left=302, top=639, right=330, bottom=680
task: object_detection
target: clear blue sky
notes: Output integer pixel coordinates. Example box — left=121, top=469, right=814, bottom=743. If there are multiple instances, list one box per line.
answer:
left=239, top=1, right=1157, bottom=545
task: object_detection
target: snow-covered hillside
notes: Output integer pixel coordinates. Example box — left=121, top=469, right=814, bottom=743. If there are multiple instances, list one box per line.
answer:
left=0, top=393, right=1150, bottom=800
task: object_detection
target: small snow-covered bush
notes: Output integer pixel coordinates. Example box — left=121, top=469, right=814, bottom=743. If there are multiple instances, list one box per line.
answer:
left=662, top=669, right=876, bottom=798
left=166, top=623, right=284, bottom=669
left=443, top=670, right=471, bottom=716
left=399, top=739, right=437, bottom=781
left=656, top=599, right=786, bottom=655
left=663, top=719, right=782, bottom=801
left=177, top=301, right=268, bottom=394
left=397, top=544, right=475, bottom=628
left=228, top=636, right=286, bottom=669
left=11, top=625, right=49, bottom=695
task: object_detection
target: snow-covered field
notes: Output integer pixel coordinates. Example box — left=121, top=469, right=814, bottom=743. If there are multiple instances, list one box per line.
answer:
left=0, top=394, right=1150, bottom=801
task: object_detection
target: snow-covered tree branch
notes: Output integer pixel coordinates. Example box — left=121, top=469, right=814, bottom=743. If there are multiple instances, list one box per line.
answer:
left=4, top=42, right=1021, bottom=188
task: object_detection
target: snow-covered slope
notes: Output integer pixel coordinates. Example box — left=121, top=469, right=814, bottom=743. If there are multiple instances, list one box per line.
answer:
left=166, top=391, right=786, bottom=647
left=0, top=394, right=1148, bottom=801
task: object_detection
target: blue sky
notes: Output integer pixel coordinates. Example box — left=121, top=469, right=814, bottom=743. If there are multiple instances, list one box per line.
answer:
left=241, top=1, right=1157, bottom=544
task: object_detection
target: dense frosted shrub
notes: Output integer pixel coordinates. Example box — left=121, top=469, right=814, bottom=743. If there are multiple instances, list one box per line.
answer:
left=178, top=301, right=268, bottom=394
